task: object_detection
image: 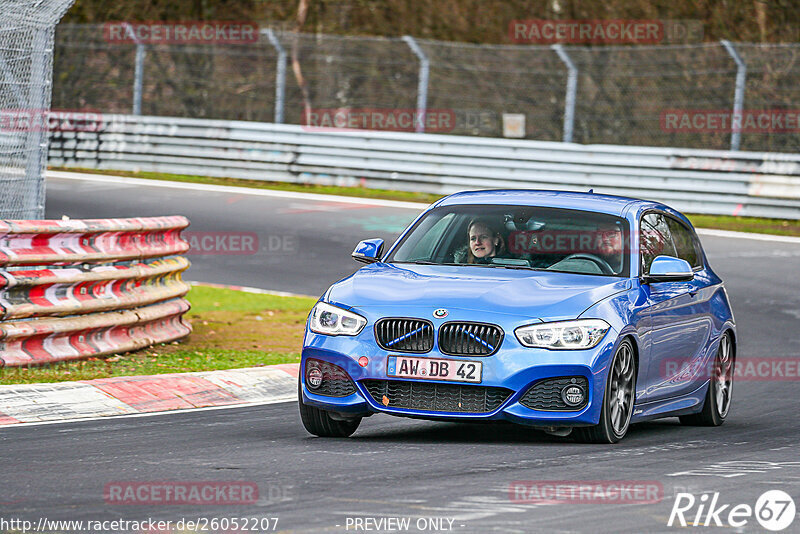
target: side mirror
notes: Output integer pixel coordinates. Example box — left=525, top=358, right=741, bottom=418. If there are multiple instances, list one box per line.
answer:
left=644, top=255, right=694, bottom=283
left=352, top=238, right=384, bottom=264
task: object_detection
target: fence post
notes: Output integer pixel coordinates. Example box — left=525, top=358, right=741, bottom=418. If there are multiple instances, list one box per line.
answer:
left=551, top=44, right=577, bottom=143
left=24, top=28, right=49, bottom=218
left=402, top=35, right=429, bottom=133
left=721, top=40, right=746, bottom=151
left=264, top=29, right=286, bottom=124
left=0, top=55, right=24, bottom=108
left=124, top=23, right=145, bottom=116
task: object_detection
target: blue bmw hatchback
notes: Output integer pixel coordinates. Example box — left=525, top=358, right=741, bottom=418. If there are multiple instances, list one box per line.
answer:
left=299, top=190, right=736, bottom=443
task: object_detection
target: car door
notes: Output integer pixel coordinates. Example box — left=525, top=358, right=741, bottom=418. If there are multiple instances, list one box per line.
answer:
left=640, top=212, right=714, bottom=402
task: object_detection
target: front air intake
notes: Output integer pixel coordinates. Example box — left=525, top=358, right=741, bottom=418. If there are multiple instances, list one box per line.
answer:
left=375, top=318, right=434, bottom=353
left=519, top=377, right=590, bottom=411
left=305, top=359, right=356, bottom=397
left=361, top=380, right=513, bottom=414
left=438, top=322, right=503, bottom=356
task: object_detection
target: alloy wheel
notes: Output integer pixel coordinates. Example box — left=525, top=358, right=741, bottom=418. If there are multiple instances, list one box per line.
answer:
left=714, top=334, right=733, bottom=418
left=608, top=341, right=635, bottom=436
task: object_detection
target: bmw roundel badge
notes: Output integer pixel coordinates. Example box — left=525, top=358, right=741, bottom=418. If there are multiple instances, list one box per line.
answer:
left=433, top=308, right=448, bottom=319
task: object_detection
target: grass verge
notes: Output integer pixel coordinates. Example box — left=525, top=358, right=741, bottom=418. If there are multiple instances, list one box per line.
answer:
left=686, top=214, right=800, bottom=237
left=50, top=167, right=800, bottom=237
left=0, top=285, right=315, bottom=385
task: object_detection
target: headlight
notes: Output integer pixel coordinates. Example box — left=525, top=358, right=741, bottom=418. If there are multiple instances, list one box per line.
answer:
left=515, top=319, right=610, bottom=349
left=309, top=302, right=367, bottom=336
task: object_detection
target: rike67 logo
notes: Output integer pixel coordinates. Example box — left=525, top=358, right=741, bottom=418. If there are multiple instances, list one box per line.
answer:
left=669, top=490, right=796, bottom=531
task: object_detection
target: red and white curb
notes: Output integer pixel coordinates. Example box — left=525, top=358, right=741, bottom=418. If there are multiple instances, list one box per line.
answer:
left=0, top=363, right=299, bottom=426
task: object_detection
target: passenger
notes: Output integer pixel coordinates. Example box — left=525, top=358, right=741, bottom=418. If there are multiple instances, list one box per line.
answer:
left=456, top=218, right=509, bottom=264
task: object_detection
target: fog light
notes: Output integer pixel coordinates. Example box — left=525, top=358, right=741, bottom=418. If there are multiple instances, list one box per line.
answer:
left=307, top=367, right=323, bottom=389
left=358, top=356, right=369, bottom=367
left=561, top=385, right=585, bottom=406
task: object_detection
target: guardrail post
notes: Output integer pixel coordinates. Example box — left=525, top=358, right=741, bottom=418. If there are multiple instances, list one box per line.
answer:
left=551, top=44, right=577, bottom=143
left=264, top=29, right=286, bottom=124
left=721, top=40, right=746, bottom=151
left=124, top=23, right=145, bottom=116
left=402, top=35, right=429, bottom=133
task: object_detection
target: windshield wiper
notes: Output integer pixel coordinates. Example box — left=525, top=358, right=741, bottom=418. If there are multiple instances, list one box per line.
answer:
left=393, top=261, right=537, bottom=270
left=484, top=264, right=541, bottom=271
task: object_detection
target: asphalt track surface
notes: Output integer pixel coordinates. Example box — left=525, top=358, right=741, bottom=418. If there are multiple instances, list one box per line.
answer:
left=1, top=174, right=799, bottom=533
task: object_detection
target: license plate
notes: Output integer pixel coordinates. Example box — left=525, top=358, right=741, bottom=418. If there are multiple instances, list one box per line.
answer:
left=387, top=356, right=482, bottom=383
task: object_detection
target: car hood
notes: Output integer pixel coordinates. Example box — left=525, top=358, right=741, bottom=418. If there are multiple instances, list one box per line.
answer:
left=326, top=263, right=630, bottom=320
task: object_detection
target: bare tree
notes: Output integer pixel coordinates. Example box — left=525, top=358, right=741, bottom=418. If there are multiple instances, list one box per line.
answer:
left=755, top=0, right=768, bottom=42
left=291, top=0, right=313, bottom=124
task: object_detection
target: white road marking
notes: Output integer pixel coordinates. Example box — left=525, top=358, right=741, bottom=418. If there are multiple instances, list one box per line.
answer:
left=667, top=460, right=800, bottom=478
left=47, top=170, right=431, bottom=210
left=696, top=228, right=800, bottom=244
left=0, top=396, right=295, bottom=429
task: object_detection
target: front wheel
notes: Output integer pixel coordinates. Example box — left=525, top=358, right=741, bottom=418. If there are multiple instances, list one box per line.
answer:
left=680, top=332, right=734, bottom=426
left=298, top=381, right=361, bottom=437
left=575, top=338, right=636, bottom=444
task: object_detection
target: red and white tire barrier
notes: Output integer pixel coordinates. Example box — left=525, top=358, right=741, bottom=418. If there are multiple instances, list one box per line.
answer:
left=0, top=216, right=189, bottom=265
left=0, top=299, right=191, bottom=367
left=0, top=256, right=190, bottom=319
left=0, top=216, right=191, bottom=367
left=0, top=363, right=299, bottom=425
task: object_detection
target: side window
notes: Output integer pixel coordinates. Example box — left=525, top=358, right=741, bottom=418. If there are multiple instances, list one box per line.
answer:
left=640, top=213, right=677, bottom=274
left=403, top=213, right=455, bottom=261
left=666, top=218, right=701, bottom=268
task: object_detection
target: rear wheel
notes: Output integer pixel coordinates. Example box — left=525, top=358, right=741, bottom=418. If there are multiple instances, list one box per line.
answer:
left=680, top=332, right=733, bottom=426
left=575, top=339, right=636, bottom=444
left=298, top=381, right=361, bottom=437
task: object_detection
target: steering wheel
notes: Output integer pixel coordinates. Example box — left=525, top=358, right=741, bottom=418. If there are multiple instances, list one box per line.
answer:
left=560, top=253, right=615, bottom=275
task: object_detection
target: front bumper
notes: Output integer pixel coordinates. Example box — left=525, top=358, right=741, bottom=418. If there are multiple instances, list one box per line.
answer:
left=300, top=326, right=619, bottom=427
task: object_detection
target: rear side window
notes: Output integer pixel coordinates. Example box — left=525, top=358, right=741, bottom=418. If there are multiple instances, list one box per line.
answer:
left=640, top=213, right=677, bottom=274
left=666, top=218, right=701, bottom=268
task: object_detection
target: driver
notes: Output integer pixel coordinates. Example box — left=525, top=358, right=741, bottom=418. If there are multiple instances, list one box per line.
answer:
left=593, top=225, right=624, bottom=273
left=457, top=218, right=510, bottom=264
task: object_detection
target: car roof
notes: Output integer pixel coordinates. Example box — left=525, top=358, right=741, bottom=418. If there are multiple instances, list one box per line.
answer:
left=434, top=189, right=669, bottom=218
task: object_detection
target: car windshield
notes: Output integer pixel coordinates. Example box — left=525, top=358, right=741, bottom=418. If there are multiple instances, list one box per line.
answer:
left=387, top=204, right=630, bottom=277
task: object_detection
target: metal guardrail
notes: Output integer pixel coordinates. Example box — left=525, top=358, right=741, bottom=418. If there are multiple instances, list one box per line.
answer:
left=48, top=114, right=800, bottom=219
left=0, top=216, right=191, bottom=367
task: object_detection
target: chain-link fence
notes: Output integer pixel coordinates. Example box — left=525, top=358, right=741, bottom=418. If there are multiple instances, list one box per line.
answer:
left=0, top=0, right=74, bottom=219
left=53, top=24, right=800, bottom=153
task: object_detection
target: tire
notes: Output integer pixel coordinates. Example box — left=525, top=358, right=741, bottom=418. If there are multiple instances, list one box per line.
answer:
left=298, top=381, right=361, bottom=437
left=575, top=338, right=636, bottom=444
left=680, top=332, right=734, bottom=427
